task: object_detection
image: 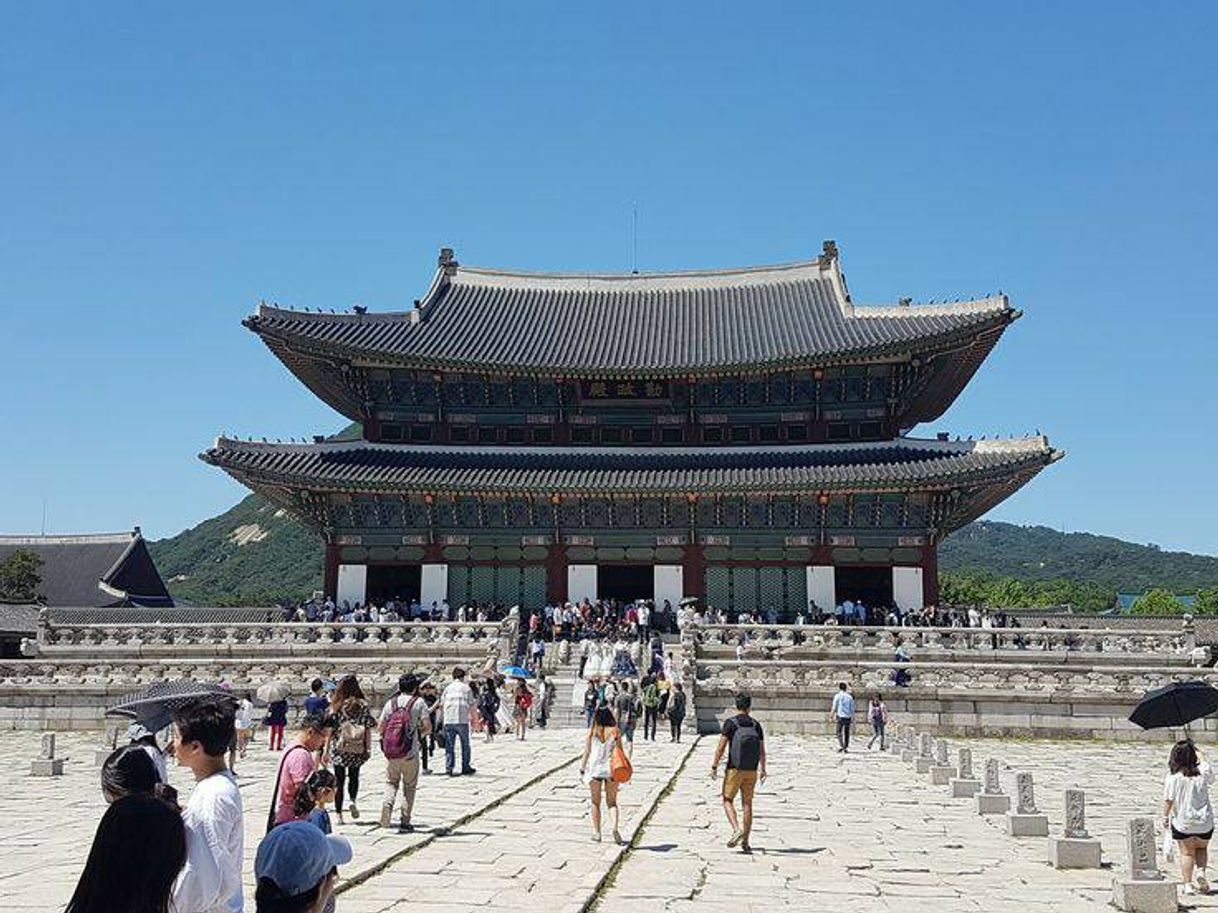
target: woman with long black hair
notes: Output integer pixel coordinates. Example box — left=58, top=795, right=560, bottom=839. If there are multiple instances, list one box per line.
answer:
left=65, top=793, right=187, bottom=913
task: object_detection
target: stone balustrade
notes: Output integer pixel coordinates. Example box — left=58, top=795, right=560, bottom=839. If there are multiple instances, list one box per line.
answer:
left=23, top=618, right=516, bottom=660
left=691, top=620, right=1201, bottom=663
left=694, top=657, right=1213, bottom=695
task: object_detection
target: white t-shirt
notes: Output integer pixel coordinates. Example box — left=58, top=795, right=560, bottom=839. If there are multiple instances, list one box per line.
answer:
left=177, top=770, right=244, bottom=913
left=170, top=818, right=224, bottom=913
left=441, top=680, right=474, bottom=725
left=234, top=699, right=253, bottom=729
left=1164, top=762, right=1215, bottom=835
left=143, top=744, right=169, bottom=784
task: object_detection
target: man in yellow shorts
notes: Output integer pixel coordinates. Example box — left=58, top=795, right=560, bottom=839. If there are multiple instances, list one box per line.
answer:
left=710, top=692, right=767, bottom=853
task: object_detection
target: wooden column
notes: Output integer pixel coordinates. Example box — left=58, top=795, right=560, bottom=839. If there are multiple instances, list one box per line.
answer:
left=682, top=544, right=706, bottom=599
left=323, top=543, right=340, bottom=599
left=922, top=545, right=940, bottom=606
left=546, top=544, right=567, bottom=603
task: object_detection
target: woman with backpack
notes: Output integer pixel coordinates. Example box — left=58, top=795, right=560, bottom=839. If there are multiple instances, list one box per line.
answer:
left=477, top=679, right=502, bottom=743
left=328, top=675, right=378, bottom=824
left=512, top=680, right=533, bottom=741
left=866, top=693, right=890, bottom=750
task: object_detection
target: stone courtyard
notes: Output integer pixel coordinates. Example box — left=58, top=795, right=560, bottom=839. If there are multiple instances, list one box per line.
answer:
left=10, top=727, right=1218, bottom=912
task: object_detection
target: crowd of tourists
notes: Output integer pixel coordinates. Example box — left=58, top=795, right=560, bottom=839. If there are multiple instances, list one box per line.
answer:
left=277, top=597, right=514, bottom=624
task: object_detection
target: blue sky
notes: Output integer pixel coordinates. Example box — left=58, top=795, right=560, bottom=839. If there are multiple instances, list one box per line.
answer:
left=2, top=3, right=1215, bottom=554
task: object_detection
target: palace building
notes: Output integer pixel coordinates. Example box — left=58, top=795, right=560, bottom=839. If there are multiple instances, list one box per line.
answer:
left=203, top=242, right=1061, bottom=615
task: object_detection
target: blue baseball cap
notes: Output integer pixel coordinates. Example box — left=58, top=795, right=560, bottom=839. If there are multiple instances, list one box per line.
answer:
left=255, top=822, right=352, bottom=897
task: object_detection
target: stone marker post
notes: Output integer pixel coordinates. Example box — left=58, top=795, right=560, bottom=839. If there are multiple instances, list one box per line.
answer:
left=929, top=739, right=956, bottom=785
left=915, top=733, right=934, bottom=773
left=1112, top=817, right=1176, bottom=913
left=31, top=732, right=65, bottom=777
left=1049, top=789, right=1102, bottom=869
left=1005, top=772, right=1049, bottom=836
left=949, top=746, right=982, bottom=798
left=900, top=727, right=917, bottom=763
left=976, top=758, right=1011, bottom=815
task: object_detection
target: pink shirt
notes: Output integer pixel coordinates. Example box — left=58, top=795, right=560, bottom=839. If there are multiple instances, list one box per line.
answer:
left=274, top=745, right=316, bottom=824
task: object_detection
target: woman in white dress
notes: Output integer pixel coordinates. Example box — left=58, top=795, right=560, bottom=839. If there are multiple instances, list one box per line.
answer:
left=580, top=705, right=624, bottom=844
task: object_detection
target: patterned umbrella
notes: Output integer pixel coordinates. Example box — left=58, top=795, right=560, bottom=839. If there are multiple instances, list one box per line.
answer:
left=255, top=681, right=292, bottom=703
left=107, top=680, right=230, bottom=733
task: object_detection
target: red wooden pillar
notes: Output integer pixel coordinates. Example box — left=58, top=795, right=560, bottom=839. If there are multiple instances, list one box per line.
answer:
left=682, top=544, right=706, bottom=599
left=323, top=543, right=340, bottom=599
left=922, top=545, right=939, bottom=606
left=546, top=544, right=567, bottom=603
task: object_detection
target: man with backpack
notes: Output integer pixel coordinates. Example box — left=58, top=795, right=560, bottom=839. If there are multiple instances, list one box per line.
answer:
left=378, top=674, right=430, bottom=832
left=709, top=692, right=767, bottom=854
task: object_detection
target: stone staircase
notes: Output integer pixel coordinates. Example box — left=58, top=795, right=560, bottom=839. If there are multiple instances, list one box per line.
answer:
left=540, top=635, right=684, bottom=730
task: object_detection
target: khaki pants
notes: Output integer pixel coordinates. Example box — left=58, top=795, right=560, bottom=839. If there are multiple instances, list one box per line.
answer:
left=380, top=756, right=420, bottom=827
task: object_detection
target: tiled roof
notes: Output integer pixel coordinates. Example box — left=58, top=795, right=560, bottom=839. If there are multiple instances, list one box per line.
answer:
left=0, top=532, right=174, bottom=608
left=202, top=436, right=1061, bottom=495
left=244, top=247, right=1015, bottom=378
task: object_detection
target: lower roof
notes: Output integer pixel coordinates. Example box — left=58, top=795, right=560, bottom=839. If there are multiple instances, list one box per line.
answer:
left=0, top=531, right=174, bottom=608
left=202, top=436, right=1062, bottom=496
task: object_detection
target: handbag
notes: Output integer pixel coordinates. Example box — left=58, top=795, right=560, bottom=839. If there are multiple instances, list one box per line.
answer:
left=610, top=729, right=633, bottom=784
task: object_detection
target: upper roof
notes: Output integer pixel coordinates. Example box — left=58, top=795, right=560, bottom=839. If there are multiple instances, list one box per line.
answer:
left=0, top=530, right=174, bottom=608
left=202, top=435, right=1061, bottom=496
left=244, top=243, right=1016, bottom=379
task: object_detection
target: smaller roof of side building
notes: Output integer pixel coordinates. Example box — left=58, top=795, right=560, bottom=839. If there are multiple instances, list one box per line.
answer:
left=245, top=243, right=1016, bottom=393
left=202, top=435, right=1062, bottom=498
left=0, top=530, right=174, bottom=608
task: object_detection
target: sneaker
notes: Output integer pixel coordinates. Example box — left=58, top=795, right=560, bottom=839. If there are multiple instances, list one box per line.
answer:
left=1196, top=873, right=1210, bottom=894
left=592, top=833, right=602, bottom=843
left=727, top=828, right=744, bottom=848
left=741, top=841, right=753, bottom=854
left=447, top=771, right=458, bottom=777
left=462, top=767, right=477, bottom=776
left=398, top=822, right=414, bottom=834
left=613, top=828, right=623, bottom=845
left=1184, top=884, right=1197, bottom=896
left=349, top=802, right=360, bottom=820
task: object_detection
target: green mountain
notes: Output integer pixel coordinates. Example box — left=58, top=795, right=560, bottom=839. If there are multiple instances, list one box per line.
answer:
left=939, top=522, right=1218, bottom=593
left=151, top=495, right=323, bottom=606
left=151, top=495, right=1218, bottom=607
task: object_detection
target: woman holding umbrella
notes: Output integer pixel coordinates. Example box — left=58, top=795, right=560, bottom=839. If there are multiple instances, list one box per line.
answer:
left=1164, top=740, right=1216, bottom=895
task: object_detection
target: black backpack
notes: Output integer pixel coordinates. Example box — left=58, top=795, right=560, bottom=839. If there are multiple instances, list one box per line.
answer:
left=728, top=716, right=762, bottom=770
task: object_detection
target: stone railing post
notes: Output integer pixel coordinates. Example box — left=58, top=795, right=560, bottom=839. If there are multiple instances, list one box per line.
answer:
left=681, top=620, right=700, bottom=734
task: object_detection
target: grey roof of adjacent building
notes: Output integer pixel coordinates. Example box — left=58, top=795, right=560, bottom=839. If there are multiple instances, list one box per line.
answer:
left=202, top=435, right=1062, bottom=495
left=244, top=246, right=1016, bottom=377
left=0, top=531, right=174, bottom=608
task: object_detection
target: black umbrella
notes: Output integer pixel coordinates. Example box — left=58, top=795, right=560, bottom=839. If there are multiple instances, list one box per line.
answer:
left=1129, top=680, right=1218, bottom=730
left=107, top=680, right=231, bottom=733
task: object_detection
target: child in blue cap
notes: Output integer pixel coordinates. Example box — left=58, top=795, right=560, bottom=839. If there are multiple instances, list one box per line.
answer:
left=254, top=822, right=352, bottom=913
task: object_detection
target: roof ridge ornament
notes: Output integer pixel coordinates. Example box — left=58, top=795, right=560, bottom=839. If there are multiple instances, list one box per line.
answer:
left=438, top=247, right=459, bottom=277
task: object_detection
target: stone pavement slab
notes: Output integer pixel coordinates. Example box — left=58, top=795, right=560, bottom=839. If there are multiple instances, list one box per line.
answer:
left=592, top=735, right=1218, bottom=913
left=338, top=734, right=692, bottom=913
left=4, top=729, right=576, bottom=911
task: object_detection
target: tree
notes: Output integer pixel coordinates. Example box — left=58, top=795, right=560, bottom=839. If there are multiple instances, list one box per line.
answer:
left=1194, top=588, right=1218, bottom=615
left=0, top=549, right=43, bottom=603
left=1128, top=588, right=1186, bottom=616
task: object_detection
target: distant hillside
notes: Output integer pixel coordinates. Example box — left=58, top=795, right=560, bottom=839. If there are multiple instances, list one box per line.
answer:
left=151, top=496, right=322, bottom=606
left=151, top=495, right=1218, bottom=606
left=939, top=522, right=1218, bottom=593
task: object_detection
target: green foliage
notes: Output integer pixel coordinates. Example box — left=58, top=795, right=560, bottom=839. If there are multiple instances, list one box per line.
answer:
left=941, top=522, right=1218, bottom=593
left=0, top=549, right=44, bottom=603
left=939, top=570, right=1114, bottom=611
left=149, top=495, right=322, bottom=606
left=1127, top=588, right=1190, bottom=615
left=1196, top=588, right=1218, bottom=615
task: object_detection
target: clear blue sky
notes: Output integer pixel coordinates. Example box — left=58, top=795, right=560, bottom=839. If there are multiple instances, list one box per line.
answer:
left=2, top=3, right=1215, bottom=554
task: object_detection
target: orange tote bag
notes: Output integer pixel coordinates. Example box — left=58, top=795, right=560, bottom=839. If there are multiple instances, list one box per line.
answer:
left=610, top=728, right=633, bottom=783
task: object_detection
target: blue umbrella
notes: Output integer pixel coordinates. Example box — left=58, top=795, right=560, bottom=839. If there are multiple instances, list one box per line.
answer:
left=499, top=664, right=533, bottom=680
